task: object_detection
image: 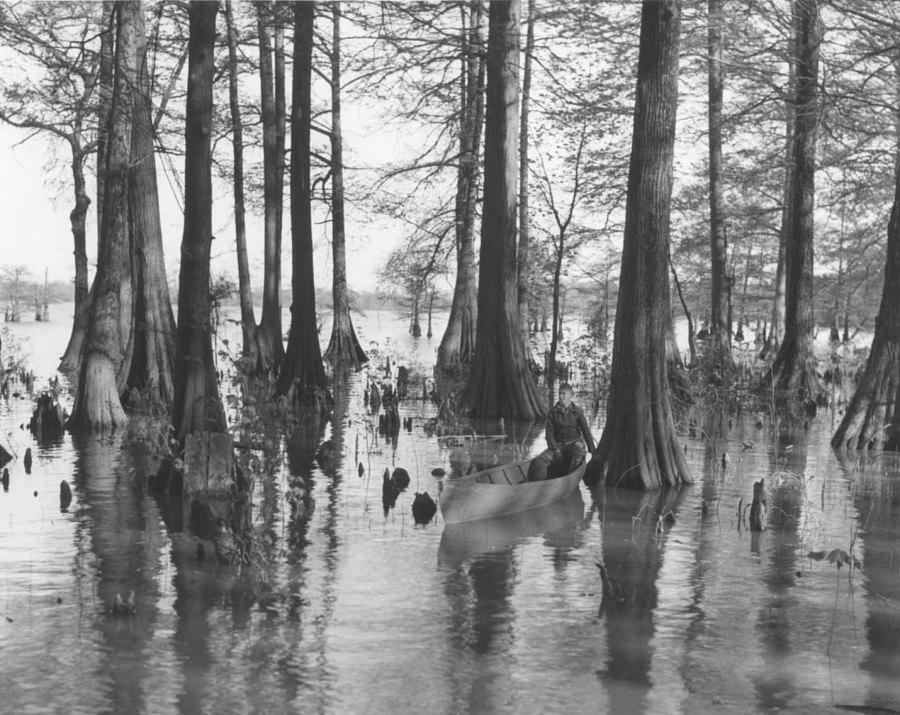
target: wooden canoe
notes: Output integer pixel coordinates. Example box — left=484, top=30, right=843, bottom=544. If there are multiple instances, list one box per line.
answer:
left=438, top=458, right=585, bottom=525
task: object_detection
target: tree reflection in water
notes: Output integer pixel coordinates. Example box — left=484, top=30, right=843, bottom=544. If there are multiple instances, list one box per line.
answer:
left=71, top=435, right=165, bottom=713
left=846, top=452, right=900, bottom=709
left=595, top=487, right=684, bottom=712
left=438, top=491, right=585, bottom=711
left=751, top=428, right=807, bottom=710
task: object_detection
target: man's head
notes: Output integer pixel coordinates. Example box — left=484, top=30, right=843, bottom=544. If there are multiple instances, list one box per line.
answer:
left=558, top=383, right=574, bottom=407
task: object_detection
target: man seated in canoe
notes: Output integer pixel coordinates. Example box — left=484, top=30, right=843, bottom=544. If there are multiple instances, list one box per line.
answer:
left=526, top=383, right=595, bottom=481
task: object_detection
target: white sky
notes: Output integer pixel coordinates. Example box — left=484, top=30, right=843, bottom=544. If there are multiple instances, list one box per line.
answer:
left=0, top=96, right=410, bottom=297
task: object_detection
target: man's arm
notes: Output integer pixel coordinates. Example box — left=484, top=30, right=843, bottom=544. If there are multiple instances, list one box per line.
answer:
left=577, top=407, right=596, bottom=452
left=545, top=415, right=559, bottom=450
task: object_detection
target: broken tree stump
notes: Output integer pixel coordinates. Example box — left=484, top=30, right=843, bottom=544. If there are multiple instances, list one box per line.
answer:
left=749, top=478, right=766, bottom=531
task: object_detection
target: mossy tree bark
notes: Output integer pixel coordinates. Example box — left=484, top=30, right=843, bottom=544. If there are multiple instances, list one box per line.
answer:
left=224, top=0, right=258, bottom=364
left=463, top=0, right=545, bottom=421
left=69, top=0, right=139, bottom=432
left=438, top=1, right=484, bottom=372
left=323, top=1, right=367, bottom=368
left=589, top=0, right=691, bottom=490
left=769, top=0, right=823, bottom=409
left=171, top=0, right=226, bottom=444
left=255, top=0, right=286, bottom=375
left=276, top=1, right=331, bottom=410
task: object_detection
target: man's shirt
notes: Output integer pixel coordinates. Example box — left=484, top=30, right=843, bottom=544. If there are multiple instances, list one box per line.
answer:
left=546, top=401, right=595, bottom=452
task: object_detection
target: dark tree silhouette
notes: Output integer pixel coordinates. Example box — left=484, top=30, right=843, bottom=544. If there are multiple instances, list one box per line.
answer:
left=833, top=147, right=900, bottom=450
left=223, top=0, right=258, bottom=364
left=464, top=0, right=545, bottom=420
left=276, top=0, right=331, bottom=409
left=768, top=0, right=823, bottom=407
left=323, top=1, right=367, bottom=368
left=587, top=0, right=691, bottom=490
left=125, top=3, right=176, bottom=406
left=171, top=0, right=226, bottom=442
left=438, top=1, right=484, bottom=371
left=706, top=0, right=732, bottom=366
left=68, top=0, right=139, bottom=431
left=255, top=0, right=286, bottom=374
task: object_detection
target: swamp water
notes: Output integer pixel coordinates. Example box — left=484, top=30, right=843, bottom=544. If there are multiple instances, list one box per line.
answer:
left=0, top=306, right=899, bottom=714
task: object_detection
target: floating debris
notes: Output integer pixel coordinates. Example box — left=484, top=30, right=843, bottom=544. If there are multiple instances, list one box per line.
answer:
left=411, top=492, right=437, bottom=525
left=59, top=480, right=72, bottom=512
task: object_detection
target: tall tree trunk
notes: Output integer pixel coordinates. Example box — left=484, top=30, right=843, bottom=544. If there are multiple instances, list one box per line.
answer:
left=707, top=0, right=732, bottom=365
left=125, top=4, right=176, bottom=407
left=517, top=0, right=535, bottom=337
left=587, top=0, right=691, bottom=490
left=255, top=0, right=285, bottom=374
left=833, top=65, right=900, bottom=450
left=463, top=0, right=545, bottom=421
left=69, top=0, right=139, bottom=432
left=59, top=2, right=115, bottom=374
left=438, top=0, right=483, bottom=371
left=276, top=0, right=329, bottom=410
left=69, top=147, right=91, bottom=315
left=427, top=289, right=434, bottom=338
left=172, top=0, right=226, bottom=443
left=95, top=0, right=115, bottom=247
left=547, top=235, right=564, bottom=403
left=323, top=1, right=367, bottom=367
left=770, top=0, right=822, bottom=408
left=766, top=13, right=797, bottom=356
left=411, top=292, right=421, bottom=337
left=224, top=0, right=258, bottom=362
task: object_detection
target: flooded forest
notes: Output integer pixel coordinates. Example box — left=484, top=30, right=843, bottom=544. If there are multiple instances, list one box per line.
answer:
left=1, top=0, right=899, bottom=712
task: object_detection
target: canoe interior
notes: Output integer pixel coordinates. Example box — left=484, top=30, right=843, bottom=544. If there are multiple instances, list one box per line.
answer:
left=451, top=458, right=576, bottom=486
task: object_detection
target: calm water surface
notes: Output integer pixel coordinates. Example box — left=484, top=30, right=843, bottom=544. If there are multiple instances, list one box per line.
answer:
left=1, top=306, right=899, bottom=714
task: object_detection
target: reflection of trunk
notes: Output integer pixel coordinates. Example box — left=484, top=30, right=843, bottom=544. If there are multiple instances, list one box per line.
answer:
left=464, top=0, right=545, bottom=420
left=851, top=469, right=900, bottom=708
left=171, top=0, right=226, bottom=443
left=600, top=490, right=682, bottom=711
left=276, top=1, right=330, bottom=409
left=224, top=0, right=257, bottom=362
left=69, top=0, right=139, bottom=431
left=438, top=1, right=483, bottom=371
left=72, top=436, right=163, bottom=714
left=126, top=8, right=176, bottom=406
left=752, top=431, right=805, bottom=708
left=427, top=290, right=434, bottom=338
left=323, top=2, right=367, bottom=368
left=589, top=0, right=690, bottom=490
left=255, top=1, right=285, bottom=374
left=706, top=0, right=732, bottom=365
left=517, top=0, right=535, bottom=337
left=770, top=0, right=822, bottom=406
